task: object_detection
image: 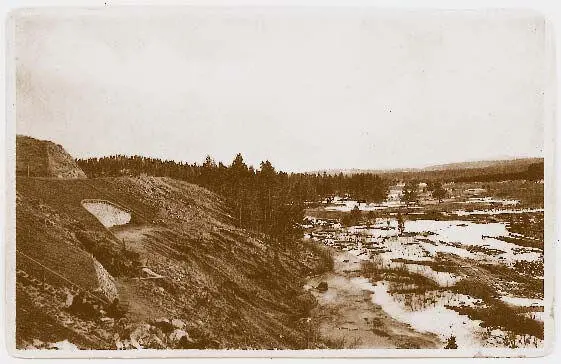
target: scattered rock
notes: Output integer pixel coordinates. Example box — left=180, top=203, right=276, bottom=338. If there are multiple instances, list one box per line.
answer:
left=100, top=317, right=115, bottom=328
left=31, top=338, right=44, bottom=349
left=115, top=339, right=124, bottom=350
left=147, top=334, right=166, bottom=349
left=153, top=318, right=174, bottom=333
left=171, top=318, right=186, bottom=329
left=170, top=329, right=194, bottom=348
left=48, top=340, right=79, bottom=351
left=129, top=323, right=152, bottom=349
left=65, top=292, right=74, bottom=307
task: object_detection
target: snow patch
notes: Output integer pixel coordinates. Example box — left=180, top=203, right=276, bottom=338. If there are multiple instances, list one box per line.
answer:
left=82, top=200, right=132, bottom=227
left=500, top=296, right=544, bottom=307
left=371, top=282, right=483, bottom=348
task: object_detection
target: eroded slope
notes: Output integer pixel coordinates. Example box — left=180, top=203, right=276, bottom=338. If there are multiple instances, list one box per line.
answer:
left=15, top=176, right=330, bottom=350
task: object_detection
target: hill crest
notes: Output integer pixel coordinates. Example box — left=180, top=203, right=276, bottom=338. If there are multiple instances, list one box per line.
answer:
left=16, top=135, right=87, bottom=179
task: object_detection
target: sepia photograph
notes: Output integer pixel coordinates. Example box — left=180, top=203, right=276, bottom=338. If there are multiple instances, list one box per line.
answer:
left=4, top=4, right=555, bottom=358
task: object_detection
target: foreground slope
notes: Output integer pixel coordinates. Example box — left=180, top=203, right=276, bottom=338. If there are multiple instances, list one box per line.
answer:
left=16, top=175, right=331, bottom=349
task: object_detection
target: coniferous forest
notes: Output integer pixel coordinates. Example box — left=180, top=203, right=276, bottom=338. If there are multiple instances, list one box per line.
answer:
left=76, top=154, right=389, bottom=238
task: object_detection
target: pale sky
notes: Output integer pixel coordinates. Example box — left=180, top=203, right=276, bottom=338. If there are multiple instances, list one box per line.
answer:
left=15, top=8, right=546, bottom=172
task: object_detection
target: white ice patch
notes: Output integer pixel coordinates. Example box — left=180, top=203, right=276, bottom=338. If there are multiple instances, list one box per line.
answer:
left=522, top=311, right=545, bottom=322
left=500, top=296, right=544, bottom=307
left=49, top=340, right=79, bottom=351
left=383, top=238, right=432, bottom=259
left=325, top=201, right=392, bottom=212
left=405, top=220, right=542, bottom=264
left=418, top=240, right=479, bottom=260
left=454, top=208, right=544, bottom=216
left=406, top=220, right=508, bottom=245
left=92, top=258, right=118, bottom=302
left=404, top=263, right=462, bottom=287
left=483, top=328, right=543, bottom=348
left=316, top=218, right=541, bottom=280
left=323, top=195, right=406, bottom=211
left=464, top=197, right=520, bottom=206
left=351, top=276, right=377, bottom=292
left=82, top=200, right=131, bottom=227
left=307, top=275, right=376, bottom=305
left=371, top=282, right=484, bottom=348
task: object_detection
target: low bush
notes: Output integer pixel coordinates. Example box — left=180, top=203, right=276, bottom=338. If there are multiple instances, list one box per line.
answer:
left=75, top=230, right=142, bottom=277
left=304, top=241, right=334, bottom=273
left=452, top=279, right=496, bottom=300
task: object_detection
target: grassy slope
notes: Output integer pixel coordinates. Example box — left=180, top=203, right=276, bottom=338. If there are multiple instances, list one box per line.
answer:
left=15, top=176, right=330, bottom=349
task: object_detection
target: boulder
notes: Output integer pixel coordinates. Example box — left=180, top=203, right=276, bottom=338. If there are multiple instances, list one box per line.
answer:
left=152, top=318, right=174, bottom=333
left=129, top=324, right=152, bottom=349
left=146, top=334, right=166, bottom=349
left=170, top=329, right=195, bottom=349
left=114, top=339, right=124, bottom=350
left=317, top=281, right=328, bottom=292
left=29, top=339, right=45, bottom=349
left=65, top=292, right=74, bottom=307
left=48, top=340, right=79, bottom=350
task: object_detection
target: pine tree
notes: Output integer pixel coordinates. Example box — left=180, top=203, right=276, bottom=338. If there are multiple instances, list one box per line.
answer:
left=432, top=181, right=447, bottom=203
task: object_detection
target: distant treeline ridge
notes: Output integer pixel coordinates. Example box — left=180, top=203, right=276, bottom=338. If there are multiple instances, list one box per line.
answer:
left=451, top=162, right=543, bottom=182
left=77, top=155, right=388, bottom=238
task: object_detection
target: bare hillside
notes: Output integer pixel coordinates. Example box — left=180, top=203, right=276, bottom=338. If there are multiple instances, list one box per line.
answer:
left=16, top=175, right=331, bottom=349
left=16, top=135, right=87, bottom=179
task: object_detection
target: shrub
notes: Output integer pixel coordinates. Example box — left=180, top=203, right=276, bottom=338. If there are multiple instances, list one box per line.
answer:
left=305, top=241, right=334, bottom=273
left=444, top=335, right=458, bottom=349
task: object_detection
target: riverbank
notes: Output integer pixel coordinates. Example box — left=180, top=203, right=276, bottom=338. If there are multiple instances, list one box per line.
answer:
left=305, top=250, right=441, bottom=349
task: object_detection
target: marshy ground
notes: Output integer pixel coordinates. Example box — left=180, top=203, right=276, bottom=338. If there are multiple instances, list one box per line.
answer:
left=303, top=181, right=544, bottom=349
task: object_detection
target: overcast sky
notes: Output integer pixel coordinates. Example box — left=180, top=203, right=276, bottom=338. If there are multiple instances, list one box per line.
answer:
left=15, top=8, right=546, bottom=172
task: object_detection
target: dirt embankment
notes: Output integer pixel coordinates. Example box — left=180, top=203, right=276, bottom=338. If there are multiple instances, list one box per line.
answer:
left=16, top=175, right=332, bottom=350
left=16, top=135, right=87, bottom=179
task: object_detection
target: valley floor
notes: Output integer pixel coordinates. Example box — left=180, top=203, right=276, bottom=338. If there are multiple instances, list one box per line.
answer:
left=303, top=205, right=544, bottom=349
left=305, top=250, right=441, bottom=349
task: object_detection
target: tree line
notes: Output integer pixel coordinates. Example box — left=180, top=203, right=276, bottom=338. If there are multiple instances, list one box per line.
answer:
left=452, top=163, right=544, bottom=183
left=76, top=155, right=388, bottom=238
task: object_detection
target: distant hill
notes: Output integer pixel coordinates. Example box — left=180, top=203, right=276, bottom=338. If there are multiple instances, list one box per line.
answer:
left=309, top=157, right=544, bottom=182
left=421, top=158, right=543, bottom=172
left=16, top=135, right=87, bottom=179
left=310, top=157, right=543, bottom=176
